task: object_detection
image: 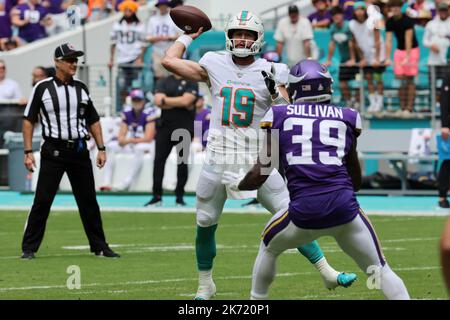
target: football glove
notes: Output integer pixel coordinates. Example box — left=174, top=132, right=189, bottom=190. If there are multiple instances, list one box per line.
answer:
left=261, top=63, right=277, bottom=96
left=221, top=169, right=246, bottom=192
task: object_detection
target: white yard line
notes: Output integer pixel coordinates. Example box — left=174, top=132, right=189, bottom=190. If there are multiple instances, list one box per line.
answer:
left=0, top=206, right=449, bottom=216
left=0, top=266, right=441, bottom=292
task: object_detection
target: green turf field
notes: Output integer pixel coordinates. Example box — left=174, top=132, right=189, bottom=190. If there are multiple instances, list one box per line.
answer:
left=0, top=211, right=448, bottom=300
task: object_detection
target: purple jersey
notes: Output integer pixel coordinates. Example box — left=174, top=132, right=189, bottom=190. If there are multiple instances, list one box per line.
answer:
left=261, top=104, right=362, bottom=228
left=195, top=107, right=211, bottom=148
left=121, top=106, right=159, bottom=138
left=308, top=10, right=332, bottom=24
left=0, top=0, right=14, bottom=38
left=44, top=0, right=64, bottom=14
left=13, top=3, right=48, bottom=42
left=340, top=0, right=355, bottom=20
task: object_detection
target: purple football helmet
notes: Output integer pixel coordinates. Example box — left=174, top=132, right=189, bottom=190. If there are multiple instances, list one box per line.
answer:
left=288, top=59, right=333, bottom=103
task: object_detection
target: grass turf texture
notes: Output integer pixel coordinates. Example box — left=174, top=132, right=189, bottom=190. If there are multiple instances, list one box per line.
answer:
left=0, top=211, right=447, bottom=299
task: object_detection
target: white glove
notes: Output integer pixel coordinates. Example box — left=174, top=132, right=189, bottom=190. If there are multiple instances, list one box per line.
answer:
left=221, top=169, right=246, bottom=192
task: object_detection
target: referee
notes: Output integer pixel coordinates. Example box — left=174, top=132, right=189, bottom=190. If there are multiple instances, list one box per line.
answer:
left=144, top=73, right=198, bottom=206
left=21, top=43, right=119, bottom=259
left=439, top=73, right=450, bottom=209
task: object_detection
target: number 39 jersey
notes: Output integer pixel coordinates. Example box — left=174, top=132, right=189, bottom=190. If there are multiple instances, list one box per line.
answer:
left=261, top=104, right=362, bottom=198
left=199, top=51, right=289, bottom=157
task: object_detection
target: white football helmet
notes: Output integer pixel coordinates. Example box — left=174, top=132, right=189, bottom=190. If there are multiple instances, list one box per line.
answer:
left=225, top=11, right=265, bottom=58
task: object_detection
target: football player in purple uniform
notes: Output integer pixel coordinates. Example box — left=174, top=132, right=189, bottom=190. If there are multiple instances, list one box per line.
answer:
left=223, top=59, right=410, bottom=300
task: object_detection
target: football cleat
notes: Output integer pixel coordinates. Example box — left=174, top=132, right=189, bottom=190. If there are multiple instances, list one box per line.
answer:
left=324, top=272, right=357, bottom=290
left=194, top=280, right=216, bottom=300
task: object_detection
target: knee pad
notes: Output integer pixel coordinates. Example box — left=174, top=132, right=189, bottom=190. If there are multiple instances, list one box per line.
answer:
left=196, top=208, right=219, bottom=227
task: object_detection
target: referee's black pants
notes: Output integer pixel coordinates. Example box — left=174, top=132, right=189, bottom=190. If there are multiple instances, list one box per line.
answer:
left=22, top=140, right=108, bottom=253
left=152, top=124, right=192, bottom=200
left=439, top=159, right=450, bottom=198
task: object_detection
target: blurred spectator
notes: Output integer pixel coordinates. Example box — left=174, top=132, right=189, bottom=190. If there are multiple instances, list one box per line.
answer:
left=261, top=50, right=281, bottom=63
left=100, top=89, right=158, bottom=191
left=0, top=37, right=20, bottom=51
left=366, top=0, right=385, bottom=29
left=31, top=65, right=55, bottom=86
left=406, top=0, right=435, bottom=26
left=350, top=1, right=386, bottom=114
left=331, top=0, right=356, bottom=20
left=308, top=0, right=332, bottom=28
left=423, top=2, right=450, bottom=67
left=325, top=6, right=359, bottom=108
left=0, top=59, right=25, bottom=102
left=42, top=0, right=74, bottom=35
left=0, top=0, right=14, bottom=41
left=88, top=0, right=107, bottom=21
left=274, top=5, right=318, bottom=67
left=385, top=0, right=420, bottom=117
left=109, top=0, right=146, bottom=103
left=146, top=0, right=182, bottom=81
left=144, top=73, right=198, bottom=207
left=169, top=0, right=182, bottom=7
left=11, top=0, right=51, bottom=43
left=192, top=93, right=210, bottom=152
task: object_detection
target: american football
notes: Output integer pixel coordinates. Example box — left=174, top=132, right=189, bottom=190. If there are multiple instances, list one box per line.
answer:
left=169, top=5, right=212, bottom=34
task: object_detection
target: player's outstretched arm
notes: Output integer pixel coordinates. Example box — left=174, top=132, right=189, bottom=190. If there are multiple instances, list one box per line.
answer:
left=161, top=28, right=209, bottom=83
left=345, top=137, right=362, bottom=192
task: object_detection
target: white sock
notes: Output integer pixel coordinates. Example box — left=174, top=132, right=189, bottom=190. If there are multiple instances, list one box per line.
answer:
left=314, top=257, right=339, bottom=282
left=198, top=269, right=213, bottom=286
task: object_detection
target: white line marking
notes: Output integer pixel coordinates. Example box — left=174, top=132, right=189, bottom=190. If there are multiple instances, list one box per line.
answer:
left=0, top=266, right=441, bottom=292
left=0, top=206, right=449, bottom=216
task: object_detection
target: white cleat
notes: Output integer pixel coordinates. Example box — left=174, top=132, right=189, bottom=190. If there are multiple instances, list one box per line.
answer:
left=194, top=280, right=217, bottom=300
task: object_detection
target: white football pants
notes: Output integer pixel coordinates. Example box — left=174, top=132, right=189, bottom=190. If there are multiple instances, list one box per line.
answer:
left=251, top=210, right=410, bottom=300
left=195, top=163, right=289, bottom=227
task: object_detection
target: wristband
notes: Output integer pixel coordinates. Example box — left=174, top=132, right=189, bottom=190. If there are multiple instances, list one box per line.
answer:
left=272, top=92, right=290, bottom=105
left=97, top=146, right=106, bottom=151
left=176, top=35, right=193, bottom=49
left=24, top=149, right=33, bottom=155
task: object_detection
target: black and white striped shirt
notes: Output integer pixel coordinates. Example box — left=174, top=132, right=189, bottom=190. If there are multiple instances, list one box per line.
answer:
left=23, top=76, right=100, bottom=140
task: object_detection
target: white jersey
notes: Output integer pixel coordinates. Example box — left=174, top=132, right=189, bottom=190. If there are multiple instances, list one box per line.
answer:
left=111, top=20, right=146, bottom=64
left=199, top=51, right=289, bottom=165
left=146, top=12, right=182, bottom=56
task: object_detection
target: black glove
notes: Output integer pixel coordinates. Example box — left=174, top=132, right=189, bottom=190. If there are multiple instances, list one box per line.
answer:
left=261, top=63, right=277, bottom=96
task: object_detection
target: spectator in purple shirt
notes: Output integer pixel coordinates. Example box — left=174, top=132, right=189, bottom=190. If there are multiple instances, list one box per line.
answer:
left=308, top=0, right=332, bottom=28
left=332, top=0, right=355, bottom=20
left=42, top=0, right=75, bottom=35
left=192, top=93, right=210, bottom=152
left=0, top=0, right=15, bottom=40
left=11, top=0, right=51, bottom=43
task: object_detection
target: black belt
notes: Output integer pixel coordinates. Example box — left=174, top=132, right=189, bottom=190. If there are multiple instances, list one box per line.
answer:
left=44, top=137, right=88, bottom=150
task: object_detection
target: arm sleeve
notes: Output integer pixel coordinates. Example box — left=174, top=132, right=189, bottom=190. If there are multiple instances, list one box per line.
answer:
left=80, top=83, right=100, bottom=126
left=300, top=19, right=314, bottom=41
left=274, top=63, right=289, bottom=86
left=23, top=83, right=43, bottom=123
left=260, top=107, right=274, bottom=129
left=441, top=75, right=450, bottom=128
left=198, top=51, right=215, bottom=74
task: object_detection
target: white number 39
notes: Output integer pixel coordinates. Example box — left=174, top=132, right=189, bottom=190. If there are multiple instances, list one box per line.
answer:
left=284, top=118, right=347, bottom=166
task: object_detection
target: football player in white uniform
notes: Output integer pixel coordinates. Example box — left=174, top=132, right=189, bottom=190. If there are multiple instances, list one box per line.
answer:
left=162, top=10, right=357, bottom=300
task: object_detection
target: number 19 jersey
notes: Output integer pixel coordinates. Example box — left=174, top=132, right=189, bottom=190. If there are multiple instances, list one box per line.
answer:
left=199, top=51, right=289, bottom=159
